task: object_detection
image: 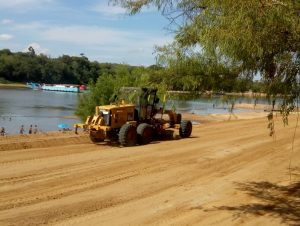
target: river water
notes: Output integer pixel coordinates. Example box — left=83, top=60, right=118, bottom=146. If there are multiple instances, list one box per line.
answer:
left=0, top=88, right=80, bottom=135
left=0, top=88, right=266, bottom=135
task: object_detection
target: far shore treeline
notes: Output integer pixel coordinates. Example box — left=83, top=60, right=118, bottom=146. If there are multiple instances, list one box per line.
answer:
left=0, top=48, right=261, bottom=92
left=0, top=48, right=137, bottom=85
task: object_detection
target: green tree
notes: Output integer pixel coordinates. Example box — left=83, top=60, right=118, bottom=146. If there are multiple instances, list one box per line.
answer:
left=75, top=65, right=147, bottom=120
left=154, top=42, right=241, bottom=92
left=113, top=0, right=300, bottom=103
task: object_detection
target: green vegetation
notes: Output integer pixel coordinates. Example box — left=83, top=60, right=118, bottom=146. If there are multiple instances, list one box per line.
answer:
left=0, top=49, right=134, bottom=84
left=75, top=65, right=154, bottom=121
left=113, top=0, right=299, bottom=86
left=113, top=0, right=299, bottom=122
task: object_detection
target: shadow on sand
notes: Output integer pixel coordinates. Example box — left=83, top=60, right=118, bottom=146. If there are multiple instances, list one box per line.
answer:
left=93, top=129, right=198, bottom=147
left=213, top=169, right=300, bottom=226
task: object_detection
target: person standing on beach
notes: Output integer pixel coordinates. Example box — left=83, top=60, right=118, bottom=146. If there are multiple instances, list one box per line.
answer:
left=20, top=125, right=25, bottom=134
left=33, top=125, right=38, bottom=134
left=0, top=127, right=5, bottom=136
left=29, top=125, right=33, bottom=134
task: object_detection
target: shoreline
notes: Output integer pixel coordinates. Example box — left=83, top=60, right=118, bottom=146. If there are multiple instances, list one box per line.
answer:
left=0, top=83, right=28, bottom=89
left=1, top=85, right=267, bottom=96
left=182, top=111, right=269, bottom=124
left=168, top=90, right=267, bottom=97
left=0, top=111, right=270, bottom=138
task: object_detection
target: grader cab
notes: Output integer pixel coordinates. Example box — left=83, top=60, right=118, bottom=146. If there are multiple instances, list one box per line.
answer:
left=75, top=87, right=192, bottom=146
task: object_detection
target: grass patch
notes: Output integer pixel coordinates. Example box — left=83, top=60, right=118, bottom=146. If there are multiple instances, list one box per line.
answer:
left=0, top=78, right=27, bottom=88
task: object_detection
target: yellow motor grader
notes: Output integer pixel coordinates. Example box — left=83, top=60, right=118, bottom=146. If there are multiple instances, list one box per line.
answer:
left=74, top=87, right=192, bottom=146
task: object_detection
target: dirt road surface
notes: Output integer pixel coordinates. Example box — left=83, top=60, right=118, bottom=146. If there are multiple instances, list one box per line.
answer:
left=0, top=113, right=299, bottom=226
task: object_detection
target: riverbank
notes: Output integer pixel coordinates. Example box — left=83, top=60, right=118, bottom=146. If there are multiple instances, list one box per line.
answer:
left=0, top=113, right=299, bottom=225
left=182, top=111, right=269, bottom=123
left=168, top=90, right=267, bottom=97
left=0, top=111, right=280, bottom=150
left=0, top=83, right=27, bottom=89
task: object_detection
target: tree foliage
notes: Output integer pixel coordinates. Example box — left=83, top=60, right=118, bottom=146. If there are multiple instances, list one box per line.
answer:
left=154, top=42, right=249, bottom=92
left=0, top=49, right=136, bottom=85
left=113, top=0, right=300, bottom=104
left=75, top=65, right=155, bottom=120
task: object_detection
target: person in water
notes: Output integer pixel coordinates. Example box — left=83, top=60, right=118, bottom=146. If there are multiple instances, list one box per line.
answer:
left=29, top=125, right=33, bottom=134
left=20, top=125, right=25, bottom=134
left=33, top=125, right=38, bottom=134
left=0, top=127, right=5, bottom=136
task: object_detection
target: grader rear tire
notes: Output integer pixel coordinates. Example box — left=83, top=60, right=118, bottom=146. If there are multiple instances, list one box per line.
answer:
left=137, top=123, right=153, bottom=145
left=179, top=120, right=192, bottom=138
left=176, top=113, right=182, bottom=124
left=119, top=124, right=137, bottom=146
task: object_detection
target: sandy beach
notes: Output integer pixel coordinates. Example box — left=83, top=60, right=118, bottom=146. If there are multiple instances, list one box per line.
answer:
left=0, top=112, right=299, bottom=225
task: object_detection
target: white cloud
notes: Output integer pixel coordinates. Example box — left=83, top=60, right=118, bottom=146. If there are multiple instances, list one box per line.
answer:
left=1, top=19, right=14, bottom=25
left=42, top=25, right=172, bottom=46
left=12, top=21, right=45, bottom=30
left=0, top=0, right=170, bottom=65
left=0, top=34, right=13, bottom=41
left=82, top=31, right=172, bottom=65
left=42, top=25, right=131, bottom=45
left=91, top=2, right=154, bottom=17
left=23, top=42, right=48, bottom=55
left=91, top=2, right=127, bottom=16
left=38, top=24, right=172, bottom=65
left=0, top=0, right=54, bottom=11
left=0, top=16, right=172, bottom=65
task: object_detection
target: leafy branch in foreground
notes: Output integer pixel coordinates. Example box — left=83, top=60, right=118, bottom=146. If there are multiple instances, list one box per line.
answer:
left=113, top=0, right=300, bottom=114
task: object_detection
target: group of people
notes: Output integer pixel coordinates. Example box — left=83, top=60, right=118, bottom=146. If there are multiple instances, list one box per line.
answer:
left=19, top=125, right=38, bottom=134
left=0, top=125, right=39, bottom=136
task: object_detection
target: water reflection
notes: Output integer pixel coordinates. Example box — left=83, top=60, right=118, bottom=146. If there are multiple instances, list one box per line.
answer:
left=166, top=95, right=267, bottom=115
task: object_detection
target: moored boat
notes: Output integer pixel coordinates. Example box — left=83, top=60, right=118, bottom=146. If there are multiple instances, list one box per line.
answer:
left=26, top=82, right=41, bottom=90
left=41, top=84, right=80, bottom=93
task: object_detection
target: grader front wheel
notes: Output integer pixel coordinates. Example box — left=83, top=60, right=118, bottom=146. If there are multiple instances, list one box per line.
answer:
left=119, top=124, right=137, bottom=146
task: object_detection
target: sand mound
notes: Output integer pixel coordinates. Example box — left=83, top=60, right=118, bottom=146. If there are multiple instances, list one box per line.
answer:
left=0, top=132, right=90, bottom=151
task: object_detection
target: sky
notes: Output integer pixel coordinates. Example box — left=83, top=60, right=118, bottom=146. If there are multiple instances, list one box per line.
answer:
left=0, top=0, right=174, bottom=66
